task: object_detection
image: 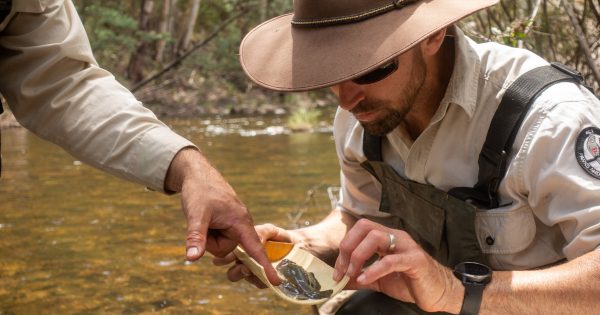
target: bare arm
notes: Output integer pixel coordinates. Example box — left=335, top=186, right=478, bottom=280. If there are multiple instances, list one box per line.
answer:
left=293, top=208, right=358, bottom=265
left=480, top=250, right=600, bottom=314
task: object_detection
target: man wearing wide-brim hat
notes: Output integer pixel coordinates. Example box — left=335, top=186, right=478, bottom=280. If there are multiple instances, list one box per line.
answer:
left=224, top=0, right=600, bottom=314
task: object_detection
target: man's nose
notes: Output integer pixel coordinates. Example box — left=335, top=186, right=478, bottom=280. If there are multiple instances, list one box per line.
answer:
left=332, top=81, right=364, bottom=111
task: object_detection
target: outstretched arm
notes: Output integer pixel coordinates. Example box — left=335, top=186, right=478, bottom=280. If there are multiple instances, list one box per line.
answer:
left=0, top=0, right=280, bottom=285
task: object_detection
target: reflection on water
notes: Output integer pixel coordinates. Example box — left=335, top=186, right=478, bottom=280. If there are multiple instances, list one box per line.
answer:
left=0, top=115, right=340, bottom=314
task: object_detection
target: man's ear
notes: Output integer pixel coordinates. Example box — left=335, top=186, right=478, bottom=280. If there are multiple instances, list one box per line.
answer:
left=420, top=27, right=447, bottom=56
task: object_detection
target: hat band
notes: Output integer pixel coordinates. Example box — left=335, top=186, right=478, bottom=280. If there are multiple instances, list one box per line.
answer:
left=291, top=0, right=419, bottom=28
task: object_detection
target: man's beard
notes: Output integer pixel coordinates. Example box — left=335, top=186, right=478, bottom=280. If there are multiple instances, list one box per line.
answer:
left=353, top=53, right=427, bottom=136
left=352, top=102, right=407, bottom=136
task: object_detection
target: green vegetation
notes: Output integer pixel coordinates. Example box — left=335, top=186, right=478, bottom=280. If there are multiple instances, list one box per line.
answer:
left=287, top=107, right=322, bottom=132
left=74, top=0, right=599, bottom=118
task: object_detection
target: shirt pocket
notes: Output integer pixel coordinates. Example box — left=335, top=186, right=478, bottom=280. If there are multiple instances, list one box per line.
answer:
left=475, top=205, right=536, bottom=254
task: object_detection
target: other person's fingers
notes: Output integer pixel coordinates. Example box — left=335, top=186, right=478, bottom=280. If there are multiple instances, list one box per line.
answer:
left=234, top=223, right=282, bottom=285
left=182, top=199, right=209, bottom=261
left=226, top=261, right=268, bottom=288
left=212, top=252, right=236, bottom=266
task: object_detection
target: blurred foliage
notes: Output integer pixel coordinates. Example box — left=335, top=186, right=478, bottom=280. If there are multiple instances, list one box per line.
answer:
left=287, top=107, right=322, bottom=132
left=462, top=0, right=600, bottom=91
left=75, top=0, right=599, bottom=117
left=80, top=4, right=139, bottom=72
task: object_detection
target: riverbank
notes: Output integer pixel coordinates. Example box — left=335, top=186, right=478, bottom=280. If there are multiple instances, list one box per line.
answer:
left=134, top=79, right=335, bottom=119
left=0, top=92, right=337, bottom=131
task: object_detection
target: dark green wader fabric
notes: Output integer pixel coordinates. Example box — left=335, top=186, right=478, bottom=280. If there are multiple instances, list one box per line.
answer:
left=336, top=133, right=486, bottom=315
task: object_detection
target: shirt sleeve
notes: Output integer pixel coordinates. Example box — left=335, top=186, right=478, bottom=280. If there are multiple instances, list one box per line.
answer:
left=0, top=0, right=195, bottom=192
left=517, top=82, right=600, bottom=260
left=333, top=107, right=385, bottom=217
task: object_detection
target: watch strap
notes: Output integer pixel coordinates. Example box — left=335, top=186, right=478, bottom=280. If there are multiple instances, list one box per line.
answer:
left=460, top=282, right=485, bottom=315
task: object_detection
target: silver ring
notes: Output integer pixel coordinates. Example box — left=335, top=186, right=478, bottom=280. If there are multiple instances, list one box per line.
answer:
left=387, top=233, right=396, bottom=252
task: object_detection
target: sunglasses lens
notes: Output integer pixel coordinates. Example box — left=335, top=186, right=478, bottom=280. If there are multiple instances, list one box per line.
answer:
left=352, top=60, right=398, bottom=85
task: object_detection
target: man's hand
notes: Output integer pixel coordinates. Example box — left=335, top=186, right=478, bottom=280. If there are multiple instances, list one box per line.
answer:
left=213, top=223, right=296, bottom=288
left=165, top=148, right=280, bottom=285
left=333, top=219, right=464, bottom=314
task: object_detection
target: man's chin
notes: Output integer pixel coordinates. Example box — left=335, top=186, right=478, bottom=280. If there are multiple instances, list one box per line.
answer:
left=361, top=122, right=394, bottom=136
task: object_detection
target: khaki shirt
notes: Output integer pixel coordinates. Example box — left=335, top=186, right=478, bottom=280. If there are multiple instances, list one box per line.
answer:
left=0, top=0, right=195, bottom=192
left=334, top=27, right=600, bottom=270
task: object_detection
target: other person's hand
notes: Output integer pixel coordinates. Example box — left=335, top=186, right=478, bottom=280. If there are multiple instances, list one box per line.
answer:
left=165, top=148, right=281, bottom=285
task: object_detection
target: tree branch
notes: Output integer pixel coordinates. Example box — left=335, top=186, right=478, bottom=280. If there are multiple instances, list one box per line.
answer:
left=518, top=0, right=543, bottom=48
left=562, top=0, right=600, bottom=88
left=589, top=0, right=600, bottom=23
left=131, top=9, right=248, bottom=92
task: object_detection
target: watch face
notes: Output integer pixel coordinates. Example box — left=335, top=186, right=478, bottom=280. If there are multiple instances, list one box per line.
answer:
left=454, top=262, right=492, bottom=284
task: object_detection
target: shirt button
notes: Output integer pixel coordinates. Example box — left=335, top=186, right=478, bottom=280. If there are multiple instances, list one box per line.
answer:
left=486, top=236, right=495, bottom=246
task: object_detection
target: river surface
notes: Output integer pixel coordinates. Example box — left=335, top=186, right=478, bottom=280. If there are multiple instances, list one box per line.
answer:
left=0, top=114, right=341, bottom=314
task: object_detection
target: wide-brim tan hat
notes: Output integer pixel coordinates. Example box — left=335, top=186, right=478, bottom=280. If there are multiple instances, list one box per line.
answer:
left=240, top=0, right=499, bottom=92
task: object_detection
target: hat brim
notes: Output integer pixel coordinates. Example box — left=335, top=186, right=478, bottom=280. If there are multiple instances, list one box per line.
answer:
left=240, top=0, right=498, bottom=92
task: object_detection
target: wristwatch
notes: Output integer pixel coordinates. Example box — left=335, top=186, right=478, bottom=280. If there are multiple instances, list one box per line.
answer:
left=453, top=262, right=492, bottom=315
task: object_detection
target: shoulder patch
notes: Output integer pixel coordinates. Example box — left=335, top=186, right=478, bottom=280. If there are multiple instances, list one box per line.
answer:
left=575, top=127, right=600, bottom=180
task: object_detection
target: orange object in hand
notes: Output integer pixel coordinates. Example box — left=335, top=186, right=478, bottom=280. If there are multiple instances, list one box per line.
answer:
left=264, top=241, right=294, bottom=262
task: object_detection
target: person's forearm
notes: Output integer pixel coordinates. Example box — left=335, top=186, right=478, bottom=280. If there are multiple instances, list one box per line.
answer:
left=480, top=250, right=600, bottom=314
left=293, top=209, right=357, bottom=265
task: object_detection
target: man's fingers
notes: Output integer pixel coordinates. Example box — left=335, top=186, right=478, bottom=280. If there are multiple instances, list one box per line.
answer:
left=357, top=255, right=404, bottom=285
left=345, top=230, right=390, bottom=277
left=334, top=219, right=386, bottom=281
left=255, top=223, right=292, bottom=243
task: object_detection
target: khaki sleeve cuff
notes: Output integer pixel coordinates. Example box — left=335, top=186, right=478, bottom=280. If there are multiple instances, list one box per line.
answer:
left=131, top=127, right=196, bottom=193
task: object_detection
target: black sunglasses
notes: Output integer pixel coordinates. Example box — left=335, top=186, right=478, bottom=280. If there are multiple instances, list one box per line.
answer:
left=352, top=59, right=399, bottom=85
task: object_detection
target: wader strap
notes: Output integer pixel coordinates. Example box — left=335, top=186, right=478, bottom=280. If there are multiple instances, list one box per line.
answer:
left=363, top=132, right=383, bottom=161
left=449, top=63, right=590, bottom=209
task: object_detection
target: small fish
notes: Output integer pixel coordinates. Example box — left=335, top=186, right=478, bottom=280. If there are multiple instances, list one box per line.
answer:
left=276, top=259, right=333, bottom=300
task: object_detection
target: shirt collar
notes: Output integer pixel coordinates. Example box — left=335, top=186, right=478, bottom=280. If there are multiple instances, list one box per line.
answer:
left=437, top=26, right=482, bottom=119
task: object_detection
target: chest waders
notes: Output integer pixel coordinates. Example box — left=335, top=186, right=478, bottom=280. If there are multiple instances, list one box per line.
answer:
left=360, top=132, right=485, bottom=267
left=335, top=63, right=591, bottom=315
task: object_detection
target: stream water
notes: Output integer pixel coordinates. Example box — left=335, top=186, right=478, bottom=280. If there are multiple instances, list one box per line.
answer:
left=0, top=114, right=340, bottom=314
